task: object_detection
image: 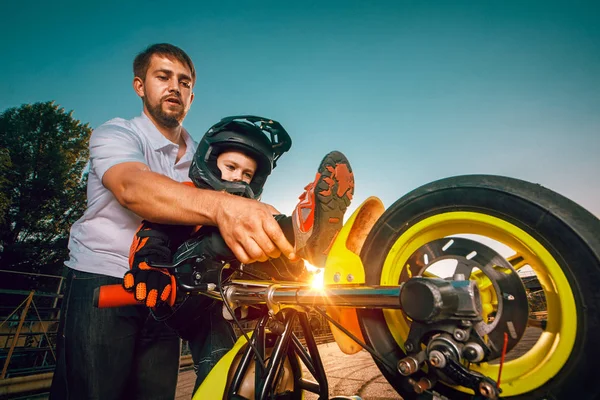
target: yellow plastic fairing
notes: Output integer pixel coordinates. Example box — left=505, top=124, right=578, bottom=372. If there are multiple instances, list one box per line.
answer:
left=324, top=196, right=385, bottom=354
left=193, top=335, right=249, bottom=399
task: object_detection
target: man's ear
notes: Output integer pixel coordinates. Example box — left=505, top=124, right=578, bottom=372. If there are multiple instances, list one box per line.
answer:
left=189, top=91, right=195, bottom=106
left=133, top=76, right=145, bottom=98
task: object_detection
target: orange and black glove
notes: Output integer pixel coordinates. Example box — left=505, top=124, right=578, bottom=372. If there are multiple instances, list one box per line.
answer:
left=124, top=222, right=177, bottom=308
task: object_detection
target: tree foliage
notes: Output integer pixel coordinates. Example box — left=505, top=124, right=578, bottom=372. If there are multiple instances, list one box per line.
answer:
left=0, top=147, right=12, bottom=224
left=0, top=101, right=91, bottom=278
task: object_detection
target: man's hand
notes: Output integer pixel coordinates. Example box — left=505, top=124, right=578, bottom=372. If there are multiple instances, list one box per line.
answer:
left=215, top=194, right=295, bottom=264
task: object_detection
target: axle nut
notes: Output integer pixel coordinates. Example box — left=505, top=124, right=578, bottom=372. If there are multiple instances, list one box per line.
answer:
left=397, top=356, right=420, bottom=376
left=428, top=350, right=446, bottom=368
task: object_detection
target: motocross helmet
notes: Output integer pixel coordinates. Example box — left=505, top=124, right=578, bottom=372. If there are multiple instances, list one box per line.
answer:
left=189, top=115, right=292, bottom=199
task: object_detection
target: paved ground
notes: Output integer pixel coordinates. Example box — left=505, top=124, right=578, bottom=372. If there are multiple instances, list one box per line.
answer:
left=175, top=369, right=197, bottom=400
left=176, top=327, right=543, bottom=399
left=300, top=343, right=401, bottom=400
left=175, top=342, right=400, bottom=400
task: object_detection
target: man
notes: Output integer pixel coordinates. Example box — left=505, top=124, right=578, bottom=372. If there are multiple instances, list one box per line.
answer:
left=50, top=43, right=295, bottom=400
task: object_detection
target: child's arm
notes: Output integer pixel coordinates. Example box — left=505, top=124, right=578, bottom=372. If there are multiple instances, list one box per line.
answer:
left=123, top=221, right=194, bottom=307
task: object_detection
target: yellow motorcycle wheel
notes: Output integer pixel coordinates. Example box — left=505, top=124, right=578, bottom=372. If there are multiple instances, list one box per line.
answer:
left=357, top=175, right=600, bottom=399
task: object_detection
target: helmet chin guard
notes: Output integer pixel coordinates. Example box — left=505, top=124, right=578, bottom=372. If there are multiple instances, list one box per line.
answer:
left=189, top=115, right=292, bottom=199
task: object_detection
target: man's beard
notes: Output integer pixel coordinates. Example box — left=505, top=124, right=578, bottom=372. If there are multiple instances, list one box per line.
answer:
left=144, top=96, right=184, bottom=128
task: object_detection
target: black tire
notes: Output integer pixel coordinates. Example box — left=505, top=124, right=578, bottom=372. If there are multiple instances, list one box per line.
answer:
left=357, top=175, right=600, bottom=399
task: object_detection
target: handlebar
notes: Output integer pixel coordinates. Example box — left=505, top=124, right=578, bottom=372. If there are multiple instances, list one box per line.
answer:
left=94, top=275, right=177, bottom=308
left=94, top=280, right=404, bottom=310
left=93, top=284, right=139, bottom=308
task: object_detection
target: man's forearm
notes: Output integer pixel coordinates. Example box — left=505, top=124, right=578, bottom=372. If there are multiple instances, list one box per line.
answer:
left=106, top=165, right=229, bottom=225
left=102, top=161, right=293, bottom=264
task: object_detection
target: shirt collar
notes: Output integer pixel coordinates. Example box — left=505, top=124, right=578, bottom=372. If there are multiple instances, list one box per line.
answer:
left=134, top=112, right=194, bottom=153
left=178, top=129, right=198, bottom=164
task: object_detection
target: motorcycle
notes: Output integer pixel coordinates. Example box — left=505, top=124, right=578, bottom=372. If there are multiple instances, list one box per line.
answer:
left=95, top=174, right=600, bottom=399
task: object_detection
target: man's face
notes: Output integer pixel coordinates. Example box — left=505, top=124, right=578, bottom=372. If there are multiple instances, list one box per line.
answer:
left=216, top=150, right=257, bottom=184
left=134, top=55, right=194, bottom=128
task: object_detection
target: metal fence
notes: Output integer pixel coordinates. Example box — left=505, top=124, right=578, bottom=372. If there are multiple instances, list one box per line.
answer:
left=0, top=269, right=63, bottom=381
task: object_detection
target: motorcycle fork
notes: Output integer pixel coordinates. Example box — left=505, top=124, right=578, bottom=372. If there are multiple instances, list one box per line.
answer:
left=227, top=308, right=329, bottom=400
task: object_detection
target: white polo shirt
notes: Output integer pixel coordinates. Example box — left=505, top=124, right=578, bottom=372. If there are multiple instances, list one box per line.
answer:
left=65, top=112, right=197, bottom=278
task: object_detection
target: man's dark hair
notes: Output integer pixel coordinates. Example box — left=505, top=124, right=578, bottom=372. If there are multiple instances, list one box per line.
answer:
left=133, top=43, right=196, bottom=85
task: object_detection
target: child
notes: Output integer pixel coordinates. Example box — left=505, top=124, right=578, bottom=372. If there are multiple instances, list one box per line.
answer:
left=124, top=115, right=354, bottom=307
left=122, top=115, right=354, bottom=388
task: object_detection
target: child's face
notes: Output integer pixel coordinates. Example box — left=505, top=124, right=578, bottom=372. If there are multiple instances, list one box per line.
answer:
left=216, top=150, right=257, bottom=184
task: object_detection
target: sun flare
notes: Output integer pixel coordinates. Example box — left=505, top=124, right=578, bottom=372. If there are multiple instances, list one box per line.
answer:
left=304, top=260, right=325, bottom=291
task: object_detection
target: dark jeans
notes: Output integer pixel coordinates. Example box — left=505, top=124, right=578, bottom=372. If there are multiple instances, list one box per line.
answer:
left=50, top=269, right=181, bottom=400
left=133, top=282, right=237, bottom=394
left=181, top=301, right=236, bottom=393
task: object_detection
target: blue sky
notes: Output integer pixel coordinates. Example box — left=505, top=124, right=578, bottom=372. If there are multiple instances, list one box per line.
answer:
left=1, top=0, right=598, bottom=218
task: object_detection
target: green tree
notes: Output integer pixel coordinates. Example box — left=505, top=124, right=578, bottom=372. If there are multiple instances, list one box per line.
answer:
left=0, top=148, right=12, bottom=224
left=0, top=101, right=91, bottom=281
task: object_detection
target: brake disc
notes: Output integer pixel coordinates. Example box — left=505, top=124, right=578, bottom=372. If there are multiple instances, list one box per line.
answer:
left=403, top=237, right=529, bottom=359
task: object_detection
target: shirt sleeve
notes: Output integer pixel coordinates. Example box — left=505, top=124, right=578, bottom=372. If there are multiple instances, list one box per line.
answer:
left=89, top=119, right=147, bottom=181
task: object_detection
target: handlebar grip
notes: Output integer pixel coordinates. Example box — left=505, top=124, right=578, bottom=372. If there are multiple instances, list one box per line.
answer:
left=94, top=275, right=178, bottom=308
left=94, top=284, right=139, bottom=308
